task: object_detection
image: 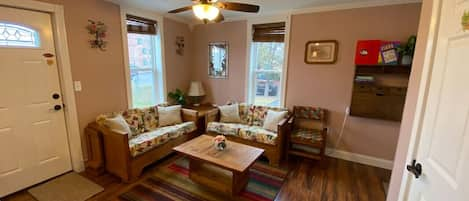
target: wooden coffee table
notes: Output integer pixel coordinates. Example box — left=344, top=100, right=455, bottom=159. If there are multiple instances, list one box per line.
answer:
left=173, top=135, right=264, bottom=196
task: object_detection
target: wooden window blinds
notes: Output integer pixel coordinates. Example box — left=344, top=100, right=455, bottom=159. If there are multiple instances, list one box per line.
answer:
left=126, top=14, right=157, bottom=35
left=252, top=22, right=286, bottom=42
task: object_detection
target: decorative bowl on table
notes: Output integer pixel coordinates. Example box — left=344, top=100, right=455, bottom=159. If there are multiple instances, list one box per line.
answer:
left=213, top=135, right=227, bottom=151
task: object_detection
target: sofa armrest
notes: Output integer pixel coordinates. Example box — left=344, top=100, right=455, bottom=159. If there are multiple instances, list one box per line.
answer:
left=275, top=114, right=292, bottom=153
left=182, top=108, right=198, bottom=122
left=205, top=108, right=220, bottom=128
left=321, top=127, right=328, bottom=141
left=100, top=126, right=131, bottom=181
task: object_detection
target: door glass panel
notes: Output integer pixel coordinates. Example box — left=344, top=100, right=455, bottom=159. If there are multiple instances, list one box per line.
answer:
left=0, top=23, right=40, bottom=47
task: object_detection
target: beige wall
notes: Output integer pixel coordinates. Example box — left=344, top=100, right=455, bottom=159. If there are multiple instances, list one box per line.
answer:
left=387, top=0, right=434, bottom=200
left=36, top=0, right=193, bottom=158
left=192, top=21, right=247, bottom=104
left=192, top=4, right=421, bottom=160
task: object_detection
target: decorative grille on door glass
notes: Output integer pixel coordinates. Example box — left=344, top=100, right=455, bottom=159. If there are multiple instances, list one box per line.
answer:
left=0, top=23, right=40, bottom=47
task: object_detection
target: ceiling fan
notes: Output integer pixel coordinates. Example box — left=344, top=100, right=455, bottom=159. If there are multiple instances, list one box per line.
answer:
left=168, top=0, right=260, bottom=23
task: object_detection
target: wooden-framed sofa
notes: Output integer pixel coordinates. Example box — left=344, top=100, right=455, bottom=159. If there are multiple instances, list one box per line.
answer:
left=205, top=104, right=291, bottom=166
left=87, top=105, right=199, bottom=182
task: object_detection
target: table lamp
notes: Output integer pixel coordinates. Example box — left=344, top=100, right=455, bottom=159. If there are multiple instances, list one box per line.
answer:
left=188, top=81, right=205, bottom=106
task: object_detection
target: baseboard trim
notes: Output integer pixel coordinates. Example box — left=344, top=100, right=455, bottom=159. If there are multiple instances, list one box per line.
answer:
left=326, top=148, right=394, bottom=170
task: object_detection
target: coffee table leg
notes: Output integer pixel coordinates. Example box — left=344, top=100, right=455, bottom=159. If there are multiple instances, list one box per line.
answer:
left=232, top=169, right=250, bottom=195
left=188, top=158, right=202, bottom=178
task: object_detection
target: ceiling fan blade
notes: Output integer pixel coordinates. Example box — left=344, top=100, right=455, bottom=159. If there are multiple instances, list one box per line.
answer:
left=216, top=2, right=260, bottom=13
left=214, top=13, right=225, bottom=23
left=168, top=6, right=193, bottom=13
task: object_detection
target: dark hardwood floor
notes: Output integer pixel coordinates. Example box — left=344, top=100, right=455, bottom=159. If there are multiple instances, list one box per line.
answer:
left=3, top=155, right=391, bottom=201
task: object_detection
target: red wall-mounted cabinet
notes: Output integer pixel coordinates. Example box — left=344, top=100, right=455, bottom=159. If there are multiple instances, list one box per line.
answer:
left=355, top=40, right=381, bottom=65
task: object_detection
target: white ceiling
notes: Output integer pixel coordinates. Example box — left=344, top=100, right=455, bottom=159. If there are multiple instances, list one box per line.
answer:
left=108, top=0, right=420, bottom=24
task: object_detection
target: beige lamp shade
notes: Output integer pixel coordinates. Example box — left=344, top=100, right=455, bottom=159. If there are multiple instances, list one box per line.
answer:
left=188, top=81, right=205, bottom=96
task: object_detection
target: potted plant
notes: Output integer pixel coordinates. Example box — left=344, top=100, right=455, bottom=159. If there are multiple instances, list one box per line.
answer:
left=168, top=88, right=187, bottom=105
left=397, top=35, right=417, bottom=65
left=462, top=11, right=469, bottom=31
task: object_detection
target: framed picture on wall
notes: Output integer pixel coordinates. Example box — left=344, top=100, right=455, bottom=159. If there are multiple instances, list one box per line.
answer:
left=304, top=40, right=338, bottom=64
left=208, top=42, right=228, bottom=79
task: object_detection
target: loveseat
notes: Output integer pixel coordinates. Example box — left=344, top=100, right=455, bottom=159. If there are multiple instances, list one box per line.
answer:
left=205, top=103, right=291, bottom=166
left=88, top=105, right=199, bottom=182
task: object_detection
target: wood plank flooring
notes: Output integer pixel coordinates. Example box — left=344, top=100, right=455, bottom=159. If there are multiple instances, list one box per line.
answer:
left=3, top=155, right=391, bottom=201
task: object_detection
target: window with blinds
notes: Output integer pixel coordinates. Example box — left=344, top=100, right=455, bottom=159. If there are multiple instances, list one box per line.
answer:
left=252, top=22, right=286, bottom=42
left=125, top=15, right=164, bottom=108
left=248, top=22, right=286, bottom=106
left=126, top=14, right=157, bottom=35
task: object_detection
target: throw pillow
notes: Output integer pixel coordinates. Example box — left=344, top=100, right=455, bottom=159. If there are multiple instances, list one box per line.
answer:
left=219, top=104, right=242, bottom=123
left=158, top=105, right=182, bottom=127
left=104, top=115, right=132, bottom=137
left=263, top=110, right=288, bottom=132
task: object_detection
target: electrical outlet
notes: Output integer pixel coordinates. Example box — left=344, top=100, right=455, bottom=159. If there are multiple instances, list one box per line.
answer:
left=345, top=106, right=350, bottom=115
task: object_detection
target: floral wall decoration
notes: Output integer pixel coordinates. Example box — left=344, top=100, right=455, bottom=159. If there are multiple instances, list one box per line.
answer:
left=176, top=36, right=185, bottom=56
left=86, top=20, right=107, bottom=51
left=462, top=11, right=469, bottom=31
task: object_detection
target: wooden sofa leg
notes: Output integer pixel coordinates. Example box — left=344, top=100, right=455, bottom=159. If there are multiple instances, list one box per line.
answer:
left=127, top=167, right=144, bottom=183
left=267, top=154, right=280, bottom=167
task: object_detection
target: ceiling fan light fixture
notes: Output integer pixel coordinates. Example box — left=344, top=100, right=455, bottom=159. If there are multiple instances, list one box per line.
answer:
left=192, top=4, right=219, bottom=21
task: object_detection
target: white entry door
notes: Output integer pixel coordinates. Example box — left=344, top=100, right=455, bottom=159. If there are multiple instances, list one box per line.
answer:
left=405, top=0, right=469, bottom=200
left=0, top=6, right=72, bottom=197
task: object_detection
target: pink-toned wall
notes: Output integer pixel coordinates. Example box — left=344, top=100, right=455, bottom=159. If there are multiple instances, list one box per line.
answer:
left=163, top=18, right=194, bottom=93
left=36, top=0, right=193, bottom=159
left=387, top=0, right=434, bottom=200
left=286, top=3, right=421, bottom=160
left=193, top=4, right=421, bottom=160
left=38, top=0, right=128, bottom=158
left=192, top=21, right=247, bottom=104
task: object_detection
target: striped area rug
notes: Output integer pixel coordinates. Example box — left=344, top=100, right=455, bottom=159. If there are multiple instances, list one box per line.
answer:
left=119, top=157, right=287, bottom=201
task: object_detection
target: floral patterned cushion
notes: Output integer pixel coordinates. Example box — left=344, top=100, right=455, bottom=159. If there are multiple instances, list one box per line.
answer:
left=207, top=122, right=249, bottom=136
left=239, top=103, right=253, bottom=124
left=141, top=106, right=158, bottom=131
left=293, top=106, right=325, bottom=120
left=121, top=108, right=146, bottom=135
left=291, top=129, right=324, bottom=143
left=128, top=121, right=196, bottom=157
left=250, top=105, right=289, bottom=127
left=238, top=126, right=278, bottom=145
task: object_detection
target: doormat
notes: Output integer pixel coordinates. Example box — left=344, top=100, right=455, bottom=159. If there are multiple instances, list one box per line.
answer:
left=28, top=172, right=103, bottom=201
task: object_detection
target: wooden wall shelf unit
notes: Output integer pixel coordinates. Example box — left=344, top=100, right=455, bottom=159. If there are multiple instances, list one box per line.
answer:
left=350, top=64, right=411, bottom=121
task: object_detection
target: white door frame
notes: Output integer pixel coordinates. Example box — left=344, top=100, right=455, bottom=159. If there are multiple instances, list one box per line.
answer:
left=0, top=0, right=84, bottom=172
left=393, top=0, right=442, bottom=200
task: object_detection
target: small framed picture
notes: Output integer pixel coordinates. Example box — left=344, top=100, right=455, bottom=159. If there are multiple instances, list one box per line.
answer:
left=208, top=42, right=228, bottom=79
left=304, top=40, right=338, bottom=64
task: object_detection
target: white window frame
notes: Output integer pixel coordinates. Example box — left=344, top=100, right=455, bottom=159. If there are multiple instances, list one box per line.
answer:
left=119, top=6, right=167, bottom=108
left=245, top=15, right=291, bottom=107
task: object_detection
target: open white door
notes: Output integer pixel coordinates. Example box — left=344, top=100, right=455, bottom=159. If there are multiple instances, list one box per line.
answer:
left=404, top=0, right=469, bottom=200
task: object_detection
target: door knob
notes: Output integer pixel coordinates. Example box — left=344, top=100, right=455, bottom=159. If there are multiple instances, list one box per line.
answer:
left=53, top=105, right=62, bottom=111
left=406, top=159, right=422, bottom=179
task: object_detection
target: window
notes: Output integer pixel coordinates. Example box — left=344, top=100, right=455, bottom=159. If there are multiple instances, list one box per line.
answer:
left=0, top=23, right=40, bottom=47
left=126, top=15, right=164, bottom=108
left=248, top=22, right=286, bottom=106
